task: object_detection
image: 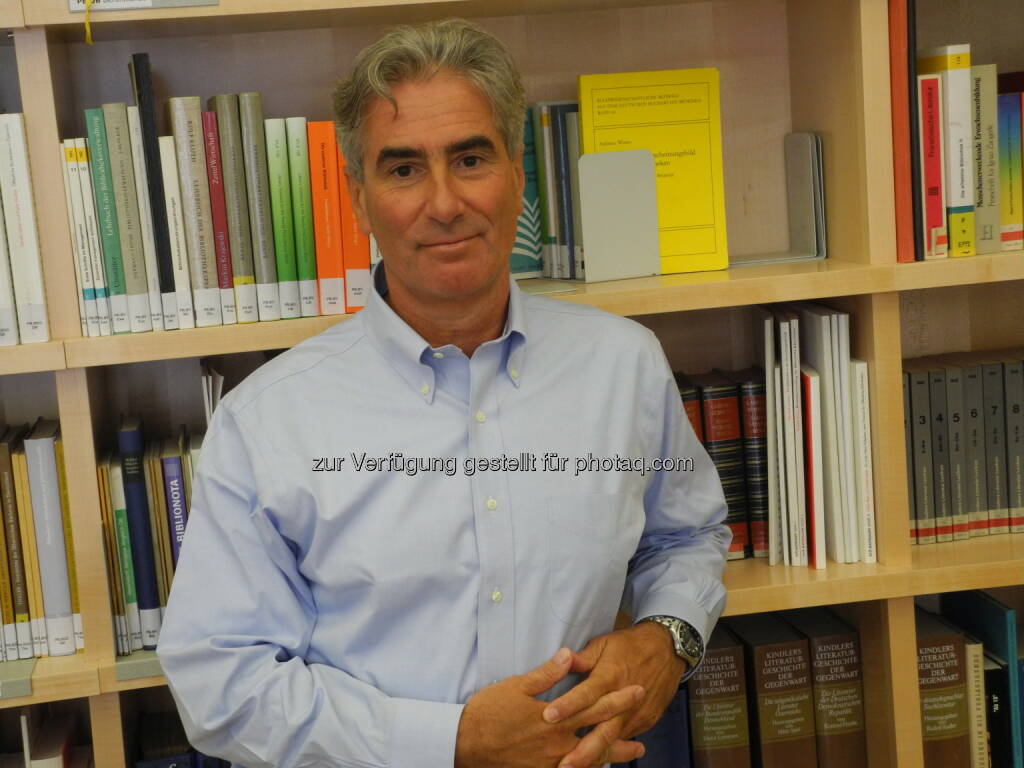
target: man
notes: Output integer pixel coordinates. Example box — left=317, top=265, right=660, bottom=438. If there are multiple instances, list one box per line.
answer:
left=159, top=19, right=730, bottom=768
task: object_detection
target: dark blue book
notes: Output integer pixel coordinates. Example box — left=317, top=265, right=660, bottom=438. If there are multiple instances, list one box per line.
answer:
left=118, top=417, right=162, bottom=650
left=550, top=102, right=579, bottom=280
left=985, top=652, right=1014, bottom=768
left=940, top=590, right=1022, bottom=768
left=635, top=685, right=692, bottom=767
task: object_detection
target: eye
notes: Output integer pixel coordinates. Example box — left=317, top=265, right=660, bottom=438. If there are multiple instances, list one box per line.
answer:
left=391, top=164, right=415, bottom=179
left=459, top=155, right=484, bottom=169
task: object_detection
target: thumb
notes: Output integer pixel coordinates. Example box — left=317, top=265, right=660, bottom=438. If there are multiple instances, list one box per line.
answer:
left=518, top=648, right=572, bottom=697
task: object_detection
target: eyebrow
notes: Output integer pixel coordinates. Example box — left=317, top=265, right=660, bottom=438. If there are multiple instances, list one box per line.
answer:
left=374, top=135, right=498, bottom=170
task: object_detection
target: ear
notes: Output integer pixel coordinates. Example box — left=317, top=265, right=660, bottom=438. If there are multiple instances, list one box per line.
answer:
left=346, top=169, right=373, bottom=238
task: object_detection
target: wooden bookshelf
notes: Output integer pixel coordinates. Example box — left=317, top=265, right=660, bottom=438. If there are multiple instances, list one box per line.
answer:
left=0, top=655, right=99, bottom=710
left=0, top=341, right=66, bottom=375
left=0, top=0, right=21, bottom=28
left=893, top=250, right=1024, bottom=291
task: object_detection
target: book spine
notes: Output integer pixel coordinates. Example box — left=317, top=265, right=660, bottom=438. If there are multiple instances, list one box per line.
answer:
left=161, top=456, right=188, bottom=568
left=982, top=657, right=1013, bottom=767
left=679, top=385, right=704, bottom=443
left=23, top=433, right=75, bottom=656
left=566, top=110, right=584, bottom=280
left=0, top=441, right=17, bottom=660
left=963, top=640, right=987, bottom=768
left=117, top=429, right=162, bottom=650
left=788, top=318, right=809, bottom=565
left=0, top=114, right=48, bottom=343
left=738, top=378, right=769, bottom=558
left=929, top=369, right=952, bottom=541
left=158, top=136, right=196, bottom=330
left=962, top=364, right=989, bottom=535
left=917, top=74, right=949, bottom=260
left=998, top=93, right=1024, bottom=251
left=904, top=372, right=916, bottom=542
left=86, top=108, right=131, bottom=334
left=752, top=640, right=818, bottom=766
left=144, top=444, right=169, bottom=614
left=210, top=94, right=258, bottom=323
left=202, top=111, right=237, bottom=325
left=307, top=121, right=345, bottom=315
left=169, top=96, right=222, bottom=327
left=972, top=65, right=1000, bottom=254
left=551, top=103, right=575, bottom=279
left=944, top=365, right=969, bottom=540
left=285, top=117, right=317, bottom=317
left=0, top=440, right=32, bottom=658
left=238, top=92, right=280, bottom=321
left=699, top=383, right=750, bottom=559
left=59, top=143, right=93, bottom=337
left=851, top=360, right=877, bottom=561
left=689, top=641, right=751, bottom=768
left=338, top=150, right=371, bottom=313
left=264, top=118, right=299, bottom=319
left=1003, top=358, right=1024, bottom=532
left=919, top=46, right=976, bottom=257
left=802, top=368, right=826, bottom=569
left=511, top=108, right=543, bottom=277
left=130, top=53, right=180, bottom=328
left=538, top=105, right=561, bottom=277
left=108, top=462, right=142, bottom=651
left=103, top=103, right=153, bottom=334
left=0, top=180, right=16, bottom=345
left=982, top=361, right=1009, bottom=533
left=918, top=632, right=970, bottom=766
left=890, top=0, right=915, bottom=263
left=54, top=441, right=83, bottom=651
left=809, top=632, right=867, bottom=768
left=909, top=369, right=936, bottom=543
left=907, top=0, right=924, bottom=261
left=126, top=105, right=165, bottom=331
left=74, top=139, right=113, bottom=336
left=773, top=363, right=791, bottom=564
left=15, top=450, right=46, bottom=656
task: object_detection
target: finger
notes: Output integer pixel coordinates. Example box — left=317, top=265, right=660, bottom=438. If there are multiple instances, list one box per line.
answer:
left=543, top=671, right=617, bottom=724
left=565, top=685, right=645, bottom=730
left=605, top=739, right=645, bottom=765
left=518, top=647, right=573, bottom=697
left=569, top=648, right=599, bottom=675
left=555, top=715, right=627, bottom=768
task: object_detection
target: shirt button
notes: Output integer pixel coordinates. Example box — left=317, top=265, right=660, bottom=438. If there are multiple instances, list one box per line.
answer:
left=475, top=410, right=486, bottom=423
left=420, top=383, right=430, bottom=395
left=432, top=351, right=444, bottom=359
left=485, top=497, right=498, bottom=511
left=509, top=368, right=520, bottom=379
left=491, top=589, right=503, bottom=604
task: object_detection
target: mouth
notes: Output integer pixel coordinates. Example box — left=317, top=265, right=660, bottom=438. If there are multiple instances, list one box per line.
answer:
left=420, top=235, right=479, bottom=251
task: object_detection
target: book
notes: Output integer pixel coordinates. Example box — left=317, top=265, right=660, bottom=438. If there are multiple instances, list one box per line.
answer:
left=1004, top=355, right=1024, bottom=532
left=103, top=102, right=153, bottom=334
left=59, top=142, right=92, bottom=337
left=928, top=367, right=952, bottom=541
left=27, top=712, right=74, bottom=768
left=578, top=68, right=728, bottom=273
left=72, top=138, right=114, bottom=336
left=158, top=136, right=196, bottom=330
left=674, top=372, right=704, bottom=443
left=998, top=92, right=1024, bottom=251
left=306, top=121, right=345, bottom=315
left=511, top=108, right=543, bottom=278
left=0, top=427, right=26, bottom=659
left=753, top=308, right=783, bottom=565
left=971, top=64, right=1000, bottom=255
left=800, top=364, right=826, bottom=569
left=264, top=118, right=299, bottom=319
left=906, top=363, right=935, bottom=543
left=284, top=117, right=318, bottom=317
left=960, top=361, right=989, bottom=535
left=889, top=0, right=915, bottom=263
left=130, top=52, right=180, bottom=329
left=904, top=372, right=915, bottom=541
left=13, top=445, right=46, bottom=656
left=549, top=102, right=577, bottom=279
left=0, top=114, right=49, bottom=343
left=169, top=96, right=222, bottom=327
left=917, top=74, right=949, bottom=259
left=201, top=111, right=237, bottom=325
left=0, top=166, right=17, bottom=345
left=942, top=364, right=969, bottom=540
left=54, top=438, right=83, bottom=651
left=126, top=105, right=165, bottom=331
left=982, top=652, right=1017, bottom=768
left=688, top=624, right=751, bottom=768
left=916, top=608, right=970, bottom=767
left=918, top=45, right=976, bottom=257
left=782, top=608, right=867, bottom=768
left=981, top=359, right=1010, bottom=533
left=160, top=439, right=188, bottom=569
left=208, top=93, right=258, bottom=323
left=338, top=150, right=371, bottom=314
left=727, top=612, right=818, bottom=767
left=238, top=92, right=279, bottom=321
left=723, top=368, right=769, bottom=559
left=850, top=359, right=877, bottom=560
left=962, top=632, right=987, bottom=768
left=108, top=459, right=142, bottom=651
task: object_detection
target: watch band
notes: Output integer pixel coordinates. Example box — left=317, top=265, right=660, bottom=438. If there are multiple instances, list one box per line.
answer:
left=637, top=615, right=705, bottom=682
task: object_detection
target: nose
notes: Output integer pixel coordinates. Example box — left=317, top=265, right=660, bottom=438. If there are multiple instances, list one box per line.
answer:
left=424, top=170, right=465, bottom=225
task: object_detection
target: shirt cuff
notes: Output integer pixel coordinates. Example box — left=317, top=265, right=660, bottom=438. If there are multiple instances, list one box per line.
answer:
left=390, top=697, right=465, bottom=768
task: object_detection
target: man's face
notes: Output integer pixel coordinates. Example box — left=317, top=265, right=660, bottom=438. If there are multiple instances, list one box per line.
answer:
left=348, top=71, right=525, bottom=309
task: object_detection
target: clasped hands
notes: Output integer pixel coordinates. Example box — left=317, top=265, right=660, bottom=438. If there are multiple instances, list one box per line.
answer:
left=454, top=621, right=688, bottom=768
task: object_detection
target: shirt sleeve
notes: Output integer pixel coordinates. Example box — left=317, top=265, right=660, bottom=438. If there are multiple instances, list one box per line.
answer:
left=157, top=403, right=464, bottom=768
left=621, top=330, right=732, bottom=647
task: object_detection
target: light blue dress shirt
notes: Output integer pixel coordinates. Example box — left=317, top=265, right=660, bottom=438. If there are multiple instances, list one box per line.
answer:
left=158, top=266, right=731, bottom=768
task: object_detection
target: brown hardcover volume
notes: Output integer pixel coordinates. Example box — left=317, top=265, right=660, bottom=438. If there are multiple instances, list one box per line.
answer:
left=780, top=608, right=867, bottom=768
left=727, top=613, right=818, bottom=768
left=689, top=625, right=752, bottom=768
left=674, top=372, right=705, bottom=442
left=916, top=608, right=970, bottom=768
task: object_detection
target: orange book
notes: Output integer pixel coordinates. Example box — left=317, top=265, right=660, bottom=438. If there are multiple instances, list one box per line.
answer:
left=337, top=152, right=371, bottom=313
left=306, top=121, right=345, bottom=315
left=889, top=0, right=916, bottom=262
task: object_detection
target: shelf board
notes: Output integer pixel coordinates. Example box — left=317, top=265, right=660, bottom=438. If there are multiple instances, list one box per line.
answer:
left=893, top=250, right=1024, bottom=291
left=0, top=340, right=67, bottom=375
left=0, top=0, right=22, bottom=29
left=63, top=315, right=346, bottom=368
left=98, top=650, right=165, bottom=693
left=906, top=534, right=1024, bottom=593
left=0, top=654, right=99, bottom=710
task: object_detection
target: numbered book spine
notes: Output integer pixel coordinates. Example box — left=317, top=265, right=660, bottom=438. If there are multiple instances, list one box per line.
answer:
left=998, top=93, right=1023, bottom=250
left=264, top=118, right=299, bottom=319
left=962, top=363, right=989, bottom=535
left=61, top=143, right=99, bottom=337
left=943, top=365, right=969, bottom=540
left=202, top=111, right=237, bottom=325
left=102, top=103, right=153, bottom=333
left=972, top=64, right=1000, bottom=254
left=338, top=150, right=371, bottom=313
left=0, top=114, right=48, bottom=343
left=908, top=366, right=936, bottom=543
left=126, top=105, right=164, bottom=330
left=917, top=74, right=949, bottom=260
left=58, top=143, right=88, bottom=337
left=86, top=108, right=130, bottom=334
left=158, top=136, right=196, bottom=330
left=982, top=361, right=1009, bottom=533
left=238, top=92, right=279, bottom=321
left=307, top=121, right=345, bottom=315
left=73, top=139, right=113, bottom=336
left=285, top=117, right=318, bottom=317
left=929, top=368, right=952, bottom=541
left=169, top=96, right=222, bottom=327
left=1003, top=357, right=1024, bottom=532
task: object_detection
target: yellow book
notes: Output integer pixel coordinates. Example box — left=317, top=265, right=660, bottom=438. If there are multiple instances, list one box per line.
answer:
left=13, top=449, right=46, bottom=657
left=54, top=437, right=84, bottom=653
left=578, top=68, right=728, bottom=274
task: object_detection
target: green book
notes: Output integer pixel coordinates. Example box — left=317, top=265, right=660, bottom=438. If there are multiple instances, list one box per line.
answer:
left=264, top=118, right=298, bottom=319
left=285, top=117, right=317, bottom=317
left=109, top=460, right=142, bottom=651
left=85, top=108, right=130, bottom=334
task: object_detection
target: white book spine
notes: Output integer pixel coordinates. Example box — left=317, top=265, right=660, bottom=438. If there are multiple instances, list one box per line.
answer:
left=62, top=142, right=100, bottom=337
left=193, top=286, right=221, bottom=326
left=0, top=164, right=19, bottom=346
left=851, top=359, right=877, bottom=563
left=127, top=106, right=165, bottom=331
left=0, top=114, right=48, bottom=343
left=299, top=280, right=318, bottom=317
left=786, top=316, right=808, bottom=566
left=73, top=611, right=83, bottom=651
left=256, top=282, right=280, bottom=321
left=773, top=363, right=790, bottom=566
left=59, top=144, right=89, bottom=337
left=319, top=277, right=344, bottom=316
left=836, top=312, right=858, bottom=562
left=235, top=283, right=258, bottom=324
left=74, top=139, right=113, bottom=337
left=278, top=281, right=299, bottom=319
left=159, top=136, right=196, bottom=330
left=827, top=313, right=852, bottom=562
left=801, top=365, right=826, bottom=569
left=3, top=623, right=17, bottom=661
left=15, top=618, right=31, bottom=659
left=346, top=269, right=371, bottom=313
left=776, top=318, right=801, bottom=566
left=759, top=311, right=781, bottom=566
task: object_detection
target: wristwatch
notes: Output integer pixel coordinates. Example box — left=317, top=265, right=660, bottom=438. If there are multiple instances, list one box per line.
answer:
left=638, top=615, right=704, bottom=678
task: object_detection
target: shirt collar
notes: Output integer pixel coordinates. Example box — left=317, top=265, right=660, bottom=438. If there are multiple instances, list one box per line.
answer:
left=362, top=263, right=527, bottom=402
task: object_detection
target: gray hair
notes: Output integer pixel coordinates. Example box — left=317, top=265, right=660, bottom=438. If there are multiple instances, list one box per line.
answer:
left=333, top=19, right=526, bottom=182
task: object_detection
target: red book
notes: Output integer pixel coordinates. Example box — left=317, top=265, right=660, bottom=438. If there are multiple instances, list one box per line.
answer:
left=674, top=372, right=705, bottom=443
left=889, top=0, right=915, bottom=263
left=202, top=112, right=234, bottom=296
left=917, top=75, right=949, bottom=259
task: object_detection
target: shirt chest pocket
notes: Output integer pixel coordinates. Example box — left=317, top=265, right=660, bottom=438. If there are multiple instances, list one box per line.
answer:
left=545, top=493, right=643, bottom=628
